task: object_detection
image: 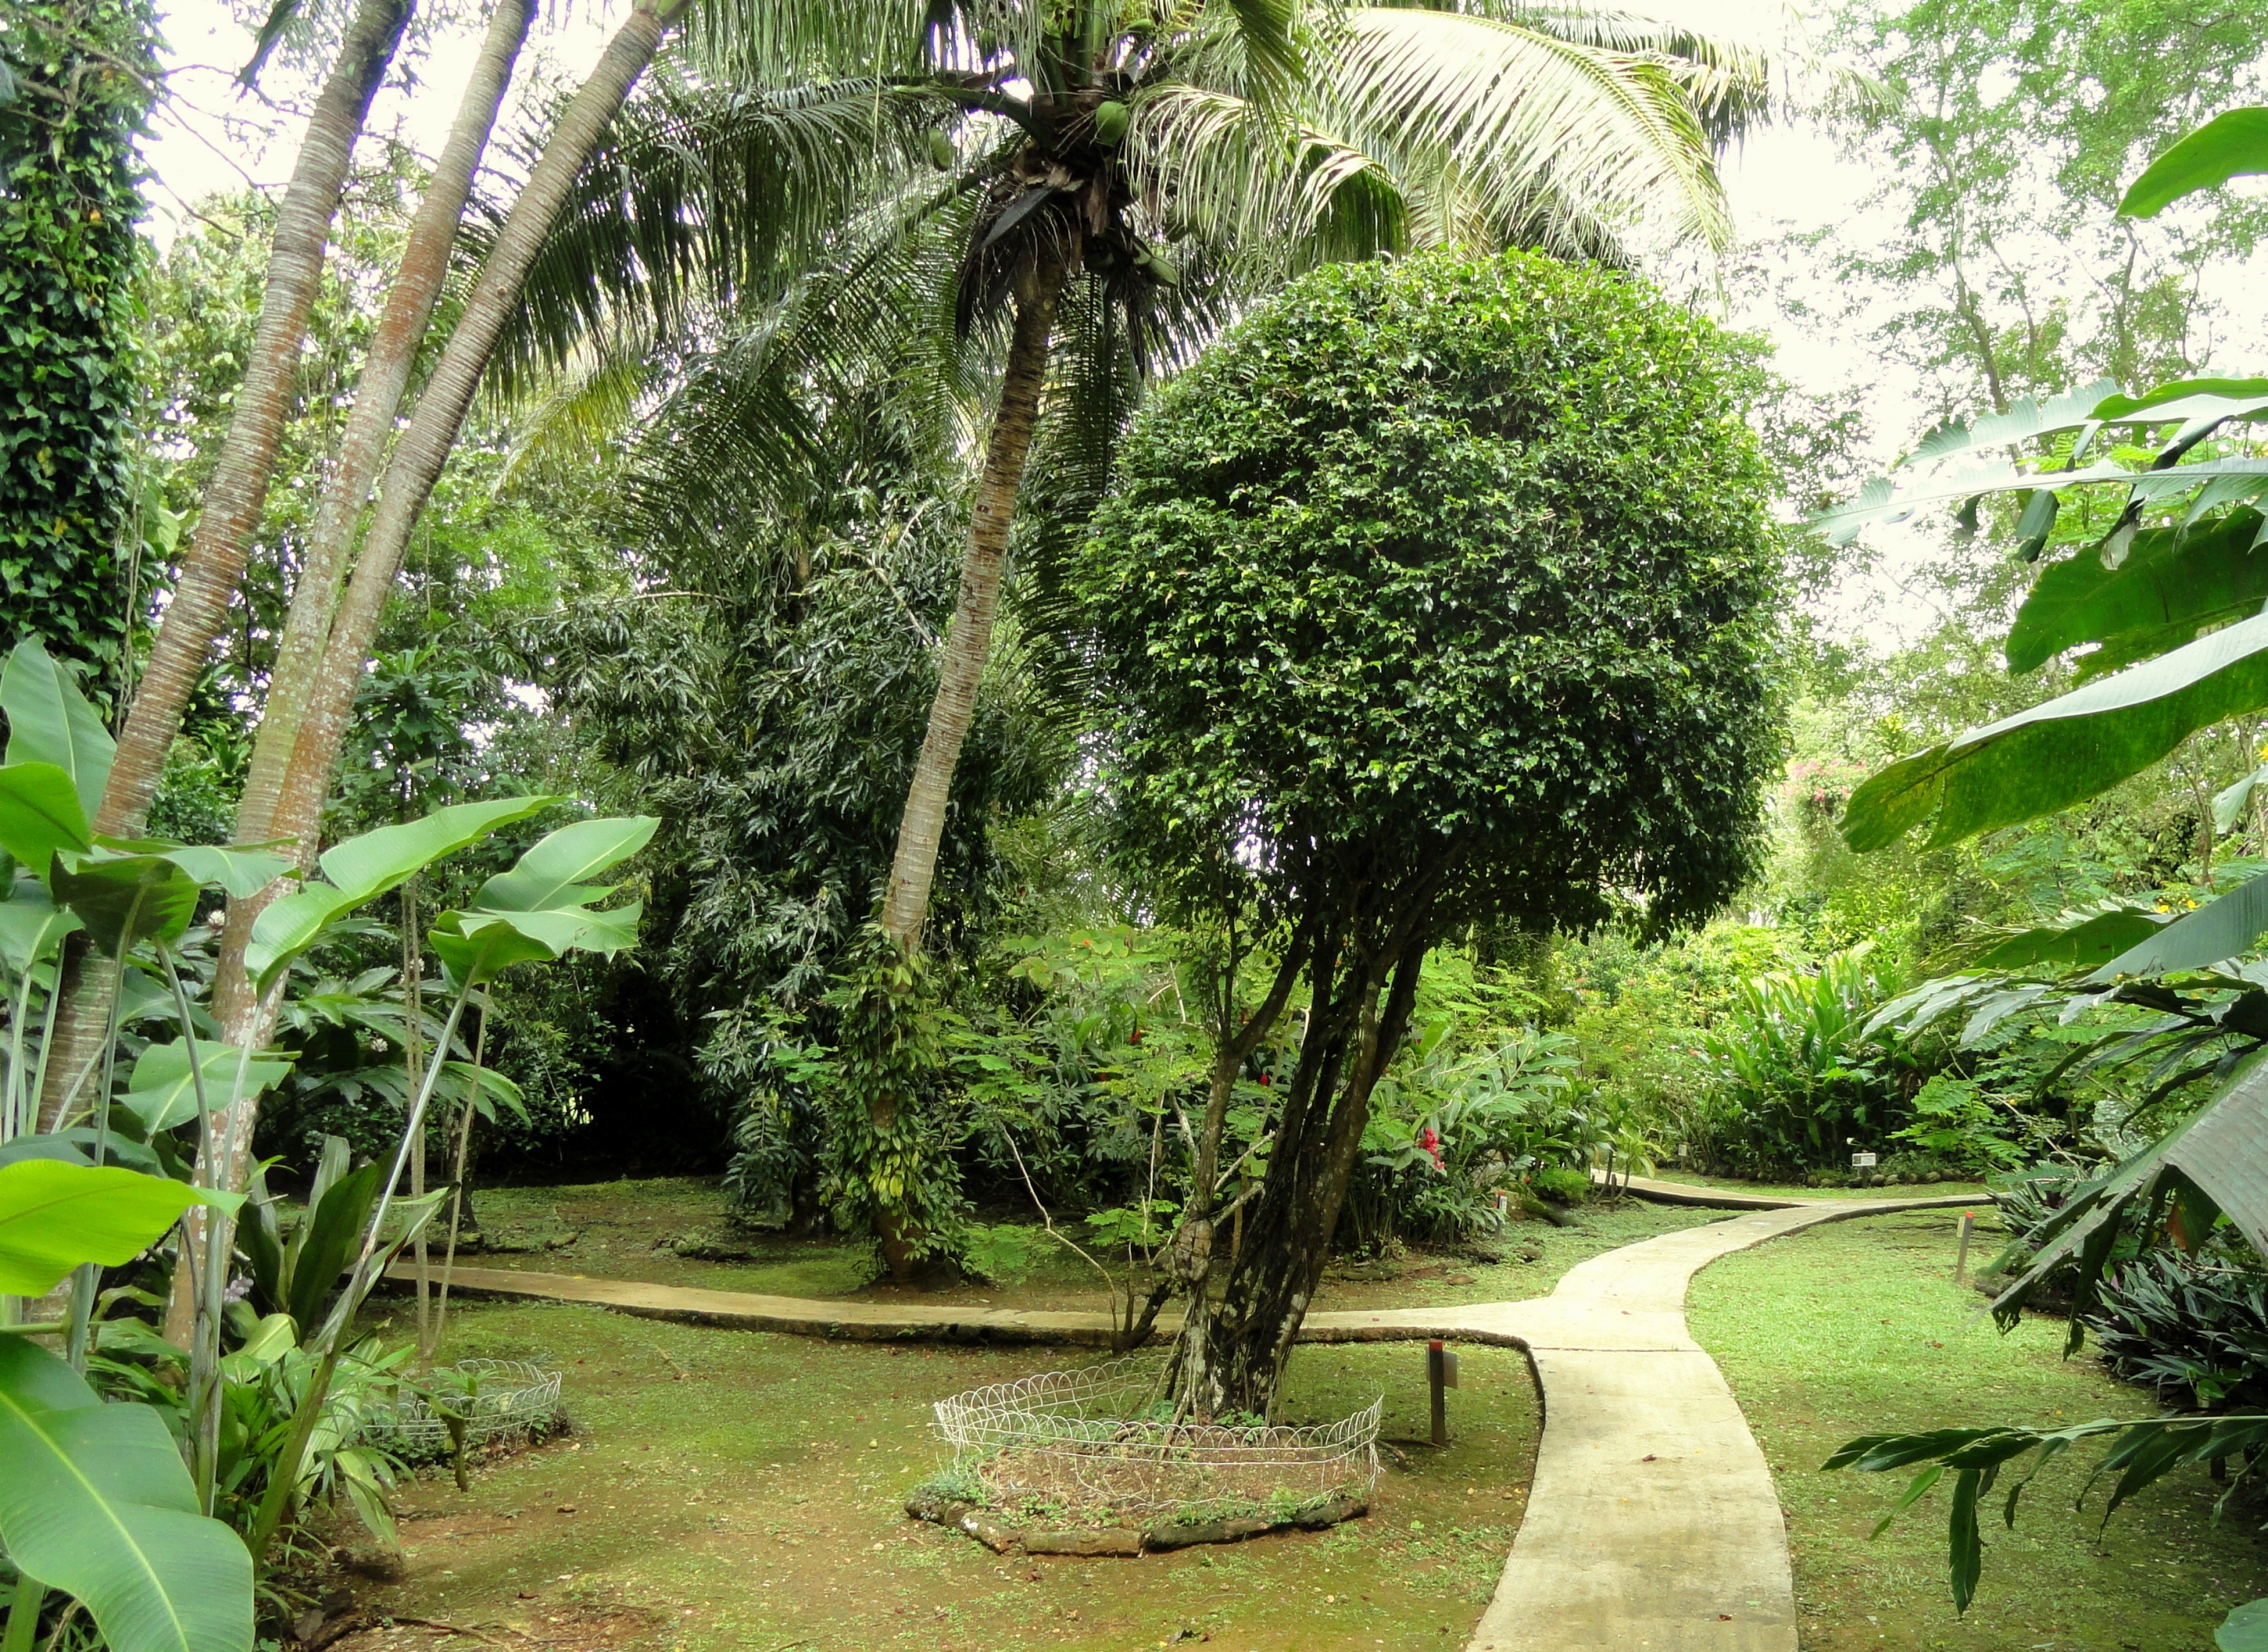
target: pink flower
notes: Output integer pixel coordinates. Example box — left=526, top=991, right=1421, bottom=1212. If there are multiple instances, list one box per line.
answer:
left=1418, top=1124, right=1443, bottom=1170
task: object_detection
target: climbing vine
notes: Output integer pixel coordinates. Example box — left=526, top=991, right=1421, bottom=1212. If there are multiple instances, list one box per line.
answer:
left=0, top=0, right=157, bottom=704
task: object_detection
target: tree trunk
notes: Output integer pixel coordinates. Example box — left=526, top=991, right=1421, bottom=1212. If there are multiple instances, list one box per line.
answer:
left=193, top=0, right=687, bottom=1211
left=876, top=251, right=1068, bottom=950
left=36, top=0, right=412, bottom=1132
left=1206, top=943, right=1415, bottom=1416
left=209, top=0, right=534, bottom=1046
left=153, top=0, right=535, bottom=1350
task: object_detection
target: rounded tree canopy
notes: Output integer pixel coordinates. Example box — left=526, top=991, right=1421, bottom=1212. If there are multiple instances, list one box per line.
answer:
left=1081, top=247, right=1782, bottom=938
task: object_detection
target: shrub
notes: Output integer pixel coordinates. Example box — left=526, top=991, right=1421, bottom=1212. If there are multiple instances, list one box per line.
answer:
left=1532, top=1165, right=1594, bottom=1206
left=2088, top=1252, right=2268, bottom=1412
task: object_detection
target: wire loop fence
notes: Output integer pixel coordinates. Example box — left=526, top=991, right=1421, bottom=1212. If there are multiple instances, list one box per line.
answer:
left=932, top=1354, right=1380, bottom=1519
left=364, top=1358, right=562, bottom=1454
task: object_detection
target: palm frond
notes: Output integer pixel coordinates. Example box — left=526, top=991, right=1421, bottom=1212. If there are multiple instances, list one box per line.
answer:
left=488, top=69, right=951, bottom=400
left=1325, top=6, right=1731, bottom=257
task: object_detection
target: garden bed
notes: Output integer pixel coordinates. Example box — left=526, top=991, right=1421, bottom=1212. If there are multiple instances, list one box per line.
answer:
left=911, top=1354, right=1380, bottom=1553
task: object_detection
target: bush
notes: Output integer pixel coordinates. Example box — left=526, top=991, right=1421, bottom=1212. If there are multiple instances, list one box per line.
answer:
left=2088, top=1252, right=2268, bottom=1412
left=1692, top=946, right=1918, bottom=1173
left=1532, top=1165, right=1593, bottom=1206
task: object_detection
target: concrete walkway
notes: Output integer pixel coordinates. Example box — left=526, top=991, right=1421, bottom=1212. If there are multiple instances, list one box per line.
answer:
left=393, top=1183, right=1981, bottom=1651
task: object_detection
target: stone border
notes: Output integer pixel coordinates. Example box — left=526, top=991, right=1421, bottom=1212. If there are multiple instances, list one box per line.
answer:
left=904, top=1487, right=1367, bottom=1556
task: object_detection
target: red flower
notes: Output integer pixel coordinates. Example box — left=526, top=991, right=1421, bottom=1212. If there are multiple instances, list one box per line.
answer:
left=1418, top=1124, right=1443, bottom=1169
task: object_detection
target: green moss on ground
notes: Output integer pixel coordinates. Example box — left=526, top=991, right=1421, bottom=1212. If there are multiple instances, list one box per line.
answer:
left=343, top=1298, right=1540, bottom=1652
left=1689, top=1209, right=2268, bottom=1651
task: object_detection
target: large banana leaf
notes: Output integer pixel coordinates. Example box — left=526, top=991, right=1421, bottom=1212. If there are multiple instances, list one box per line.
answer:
left=49, top=854, right=202, bottom=955
left=0, top=761, right=94, bottom=876
left=0, top=1160, right=235, bottom=1297
left=92, top=842, right=296, bottom=900
left=245, top=795, right=553, bottom=990
left=0, top=1336, right=254, bottom=1652
left=469, top=816, right=656, bottom=911
left=1840, top=609, right=2268, bottom=851
left=119, top=1040, right=298, bottom=1133
left=0, top=880, right=80, bottom=973
left=428, top=817, right=654, bottom=984
left=0, top=640, right=116, bottom=818
left=2004, top=508, right=2268, bottom=678
left=1970, top=906, right=2172, bottom=972
left=2121, top=106, right=2268, bottom=217
left=2083, top=872, right=2268, bottom=983
left=1991, top=1051, right=2268, bottom=1346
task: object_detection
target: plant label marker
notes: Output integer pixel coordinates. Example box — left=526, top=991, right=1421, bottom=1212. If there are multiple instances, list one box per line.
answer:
left=1955, top=1212, right=1974, bottom=1283
left=1428, top=1341, right=1456, bottom=1446
left=1851, top=1152, right=1877, bottom=1169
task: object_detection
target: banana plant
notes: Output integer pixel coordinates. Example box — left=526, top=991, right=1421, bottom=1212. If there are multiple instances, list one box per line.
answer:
left=0, top=1161, right=252, bottom=1652
left=1821, top=104, right=2268, bottom=1624
left=240, top=813, right=654, bottom=1564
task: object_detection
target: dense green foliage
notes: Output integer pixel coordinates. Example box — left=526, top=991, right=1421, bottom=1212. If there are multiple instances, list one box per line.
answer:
left=0, top=0, right=156, bottom=702
left=1084, top=247, right=1783, bottom=941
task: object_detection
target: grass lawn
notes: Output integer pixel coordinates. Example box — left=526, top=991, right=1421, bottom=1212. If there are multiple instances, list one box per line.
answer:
left=339, top=1298, right=1541, bottom=1652
left=1689, top=1208, right=2268, bottom=1651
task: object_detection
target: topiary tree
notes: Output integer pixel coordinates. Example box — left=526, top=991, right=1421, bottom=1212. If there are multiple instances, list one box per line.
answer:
left=1081, top=246, right=1784, bottom=1417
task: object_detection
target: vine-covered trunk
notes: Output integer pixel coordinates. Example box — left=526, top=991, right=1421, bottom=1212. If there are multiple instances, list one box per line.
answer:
left=876, top=249, right=1067, bottom=950
left=36, top=0, right=411, bottom=1132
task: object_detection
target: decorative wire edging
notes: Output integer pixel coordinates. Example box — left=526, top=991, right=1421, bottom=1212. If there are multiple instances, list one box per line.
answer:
left=364, top=1359, right=562, bottom=1453
left=932, top=1354, right=1380, bottom=1519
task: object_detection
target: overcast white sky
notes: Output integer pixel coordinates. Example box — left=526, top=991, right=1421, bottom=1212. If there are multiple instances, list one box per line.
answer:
left=128, top=0, right=2076, bottom=650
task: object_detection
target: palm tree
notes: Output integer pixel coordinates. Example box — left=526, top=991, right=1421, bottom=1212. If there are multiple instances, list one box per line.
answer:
left=506, top=0, right=1777, bottom=956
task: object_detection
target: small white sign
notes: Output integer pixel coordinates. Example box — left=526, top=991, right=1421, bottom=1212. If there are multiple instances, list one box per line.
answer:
left=1851, top=1152, right=1878, bottom=1169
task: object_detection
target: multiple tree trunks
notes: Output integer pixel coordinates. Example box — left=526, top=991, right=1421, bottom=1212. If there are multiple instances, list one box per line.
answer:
left=1176, top=868, right=1444, bottom=1419
left=905, top=1491, right=1367, bottom=1557
left=35, top=0, right=413, bottom=1134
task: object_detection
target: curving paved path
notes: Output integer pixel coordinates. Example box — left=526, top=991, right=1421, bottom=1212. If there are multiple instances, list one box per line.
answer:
left=392, top=1180, right=1982, bottom=1651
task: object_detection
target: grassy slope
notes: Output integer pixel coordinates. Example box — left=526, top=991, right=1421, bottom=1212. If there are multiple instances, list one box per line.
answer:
left=1689, top=1209, right=2268, bottom=1652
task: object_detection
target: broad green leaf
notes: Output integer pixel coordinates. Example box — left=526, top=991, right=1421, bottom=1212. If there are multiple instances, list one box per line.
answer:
left=1971, top=908, right=2171, bottom=972
left=2006, top=509, right=2268, bottom=678
left=0, top=881, right=80, bottom=973
left=315, top=795, right=553, bottom=907
left=463, top=901, right=643, bottom=958
left=246, top=795, right=553, bottom=989
left=282, top=1161, right=381, bottom=1333
left=427, top=911, right=566, bottom=986
left=2088, top=378, right=2268, bottom=424
left=1840, top=609, right=2268, bottom=851
left=50, top=854, right=201, bottom=955
left=94, top=841, right=296, bottom=900
left=0, top=1161, right=234, bottom=1296
left=472, top=816, right=657, bottom=913
left=1811, top=459, right=2140, bottom=547
left=2084, top=873, right=2268, bottom=983
left=2122, top=108, right=2268, bottom=217
left=0, top=1336, right=254, bottom=1652
left=120, top=1040, right=298, bottom=1133
left=2218, top=766, right=2268, bottom=834
left=1, top=639, right=116, bottom=818
left=2218, top=1596, right=2268, bottom=1652
left=0, top=761, right=94, bottom=874
left=1910, top=380, right=2122, bottom=464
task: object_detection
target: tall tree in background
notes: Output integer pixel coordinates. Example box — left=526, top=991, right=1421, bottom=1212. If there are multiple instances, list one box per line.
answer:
left=1827, top=0, right=2268, bottom=416
left=0, top=0, right=158, bottom=703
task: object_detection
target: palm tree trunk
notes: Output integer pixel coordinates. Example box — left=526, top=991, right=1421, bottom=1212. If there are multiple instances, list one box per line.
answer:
left=209, top=0, right=534, bottom=1045
left=193, top=0, right=687, bottom=1213
left=36, top=0, right=412, bottom=1132
left=876, top=251, right=1069, bottom=949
